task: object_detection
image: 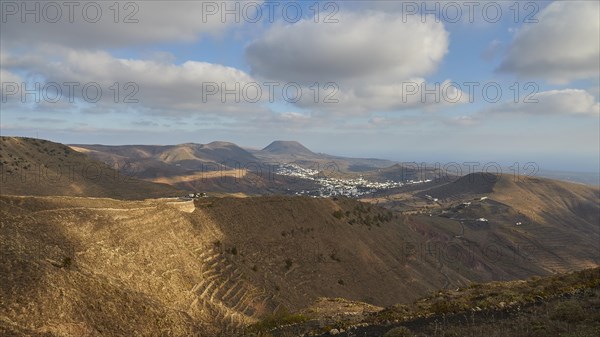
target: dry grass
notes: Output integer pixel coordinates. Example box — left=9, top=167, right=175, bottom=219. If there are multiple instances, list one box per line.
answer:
left=149, top=169, right=248, bottom=184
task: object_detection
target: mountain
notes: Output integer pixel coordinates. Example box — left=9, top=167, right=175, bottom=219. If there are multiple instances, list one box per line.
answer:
left=261, top=140, right=316, bottom=157
left=0, top=137, right=180, bottom=199
left=0, top=195, right=446, bottom=336
left=253, top=141, right=396, bottom=173
left=72, top=140, right=399, bottom=194
left=1, top=189, right=598, bottom=335
left=71, top=141, right=259, bottom=174
left=377, top=172, right=600, bottom=277
left=262, top=268, right=600, bottom=337
left=418, top=172, right=600, bottom=227
left=71, top=142, right=260, bottom=186
left=361, top=163, right=448, bottom=183
left=416, top=172, right=499, bottom=199
left=2, top=137, right=598, bottom=336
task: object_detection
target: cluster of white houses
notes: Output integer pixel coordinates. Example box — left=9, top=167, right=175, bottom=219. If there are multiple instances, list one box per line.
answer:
left=275, top=163, right=432, bottom=198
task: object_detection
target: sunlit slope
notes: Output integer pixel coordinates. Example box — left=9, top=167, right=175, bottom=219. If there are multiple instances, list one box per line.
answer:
left=0, top=137, right=180, bottom=199
left=2, top=192, right=598, bottom=336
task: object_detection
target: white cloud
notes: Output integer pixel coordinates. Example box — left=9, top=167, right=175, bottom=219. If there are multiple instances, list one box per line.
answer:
left=481, top=40, right=502, bottom=61
left=0, top=1, right=260, bottom=48
left=367, top=116, right=419, bottom=128
left=1, top=48, right=271, bottom=116
left=247, top=11, right=448, bottom=83
left=0, top=69, right=24, bottom=106
left=486, top=89, right=600, bottom=117
left=498, top=1, right=600, bottom=84
left=294, top=79, right=470, bottom=115
left=444, top=115, right=480, bottom=126
left=246, top=11, right=454, bottom=114
left=0, top=69, right=22, bottom=84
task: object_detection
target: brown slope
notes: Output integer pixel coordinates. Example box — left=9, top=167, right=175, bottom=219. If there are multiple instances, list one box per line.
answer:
left=0, top=196, right=212, bottom=336
left=414, top=172, right=600, bottom=274
left=0, top=195, right=513, bottom=336
left=72, top=141, right=260, bottom=175
left=0, top=137, right=181, bottom=199
left=492, top=173, right=600, bottom=224
left=1, top=191, right=597, bottom=336
left=261, top=140, right=316, bottom=157
left=419, top=172, right=599, bottom=226
left=253, top=141, right=396, bottom=173
left=416, top=172, right=499, bottom=200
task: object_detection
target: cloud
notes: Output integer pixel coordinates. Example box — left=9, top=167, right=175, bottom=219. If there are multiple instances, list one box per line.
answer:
left=0, top=68, right=23, bottom=92
left=0, top=1, right=261, bottom=48
left=498, top=1, right=600, bottom=84
left=444, top=115, right=480, bottom=126
left=245, top=11, right=454, bottom=114
left=293, top=79, right=470, bottom=115
left=486, top=89, right=600, bottom=117
left=1, top=48, right=272, bottom=116
left=246, top=11, right=448, bottom=83
left=0, top=69, right=25, bottom=110
left=481, top=40, right=502, bottom=61
left=367, top=116, right=420, bottom=128
left=340, top=1, right=524, bottom=26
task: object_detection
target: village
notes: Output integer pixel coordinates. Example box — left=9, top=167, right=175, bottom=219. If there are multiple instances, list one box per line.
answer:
left=275, top=163, right=432, bottom=197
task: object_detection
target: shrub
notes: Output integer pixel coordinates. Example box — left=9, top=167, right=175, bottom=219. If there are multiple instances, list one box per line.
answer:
left=441, top=328, right=462, bottom=337
left=247, top=309, right=308, bottom=333
left=550, top=300, right=585, bottom=323
left=430, top=299, right=464, bottom=314
left=384, top=326, right=414, bottom=337
left=332, top=210, right=344, bottom=219
left=62, top=256, right=72, bottom=268
left=285, top=258, right=293, bottom=270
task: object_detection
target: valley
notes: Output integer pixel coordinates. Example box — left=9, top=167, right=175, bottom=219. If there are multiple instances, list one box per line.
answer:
left=3, top=2, right=598, bottom=336
left=1, top=136, right=598, bottom=337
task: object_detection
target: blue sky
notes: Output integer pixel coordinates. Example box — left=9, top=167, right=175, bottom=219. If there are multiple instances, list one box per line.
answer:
left=1, top=0, right=598, bottom=172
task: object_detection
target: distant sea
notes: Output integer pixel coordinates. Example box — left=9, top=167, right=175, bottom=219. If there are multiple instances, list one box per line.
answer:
left=536, top=169, right=600, bottom=186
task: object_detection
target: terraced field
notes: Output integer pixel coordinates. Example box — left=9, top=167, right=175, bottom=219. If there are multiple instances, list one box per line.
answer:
left=1, top=189, right=598, bottom=336
left=0, top=196, right=272, bottom=336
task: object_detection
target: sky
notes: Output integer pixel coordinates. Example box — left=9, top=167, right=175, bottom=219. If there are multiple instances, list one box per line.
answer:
left=1, top=0, right=599, bottom=173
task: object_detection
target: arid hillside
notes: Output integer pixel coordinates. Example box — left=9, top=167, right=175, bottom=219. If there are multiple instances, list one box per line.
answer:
left=260, top=140, right=316, bottom=157
left=0, top=195, right=447, bottom=336
left=1, top=191, right=598, bottom=336
left=74, top=140, right=397, bottom=181
left=375, top=172, right=600, bottom=278
left=417, top=172, right=599, bottom=238
left=0, top=137, right=181, bottom=199
left=264, top=268, right=600, bottom=337
left=252, top=141, right=396, bottom=173
left=2, top=138, right=598, bottom=337
left=70, top=141, right=261, bottom=177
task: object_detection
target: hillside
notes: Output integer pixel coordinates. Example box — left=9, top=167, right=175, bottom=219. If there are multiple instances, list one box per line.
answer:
left=417, top=172, right=499, bottom=199
left=261, top=140, right=316, bottom=157
left=1, top=192, right=598, bottom=336
left=147, top=168, right=321, bottom=196
left=71, top=141, right=259, bottom=174
left=252, top=141, right=396, bottom=173
left=0, top=137, right=180, bottom=199
left=260, top=268, right=600, bottom=337
left=417, top=172, right=600, bottom=231
left=374, top=172, right=600, bottom=277
left=72, top=140, right=401, bottom=194
left=0, top=195, right=450, bottom=336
